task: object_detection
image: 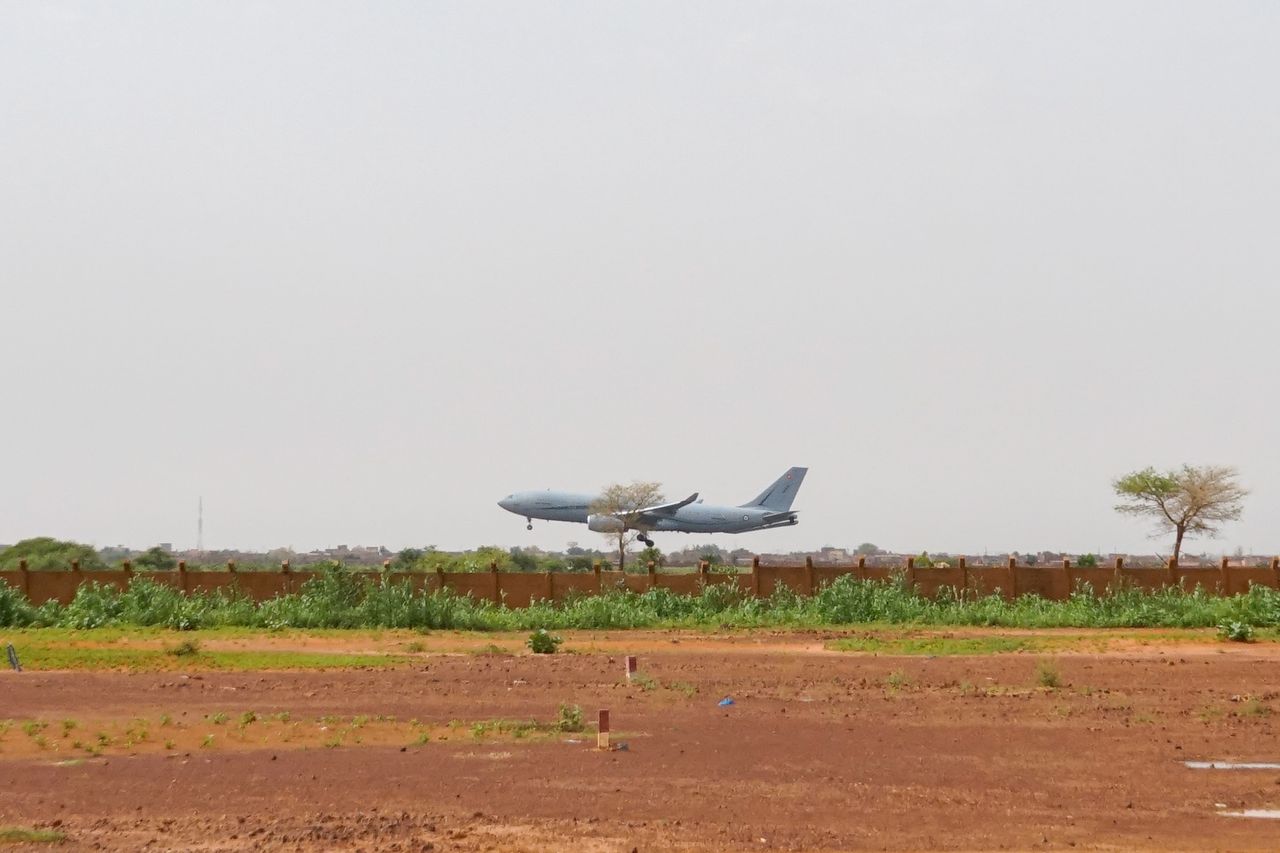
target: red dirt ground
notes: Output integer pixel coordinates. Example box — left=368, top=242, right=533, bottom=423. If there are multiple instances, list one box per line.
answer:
left=2, top=630, right=1279, bottom=851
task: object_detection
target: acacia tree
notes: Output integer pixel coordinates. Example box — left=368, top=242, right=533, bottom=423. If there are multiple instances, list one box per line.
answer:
left=1112, top=465, right=1248, bottom=564
left=589, top=481, right=664, bottom=572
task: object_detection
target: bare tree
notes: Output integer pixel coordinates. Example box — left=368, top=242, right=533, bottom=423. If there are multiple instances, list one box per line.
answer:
left=1112, top=465, right=1248, bottom=564
left=588, top=481, right=664, bottom=572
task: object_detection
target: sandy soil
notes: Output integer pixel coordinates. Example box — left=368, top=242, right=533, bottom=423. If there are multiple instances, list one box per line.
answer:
left=2, top=630, right=1279, bottom=851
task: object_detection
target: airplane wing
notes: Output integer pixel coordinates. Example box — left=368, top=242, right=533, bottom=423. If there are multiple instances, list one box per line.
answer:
left=622, top=492, right=699, bottom=521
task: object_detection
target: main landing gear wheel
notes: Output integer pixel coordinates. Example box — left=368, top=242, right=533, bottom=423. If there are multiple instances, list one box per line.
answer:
left=640, top=536, right=654, bottom=547
left=526, top=521, right=533, bottom=531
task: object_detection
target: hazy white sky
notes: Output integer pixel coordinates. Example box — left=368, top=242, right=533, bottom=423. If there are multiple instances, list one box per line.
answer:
left=2, top=1, right=1277, bottom=557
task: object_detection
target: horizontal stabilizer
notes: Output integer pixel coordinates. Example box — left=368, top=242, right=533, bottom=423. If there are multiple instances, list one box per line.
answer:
left=762, top=511, right=799, bottom=524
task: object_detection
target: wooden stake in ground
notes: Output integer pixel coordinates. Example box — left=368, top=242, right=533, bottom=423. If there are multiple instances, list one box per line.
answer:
left=625, top=656, right=637, bottom=681
left=597, top=709, right=610, bottom=750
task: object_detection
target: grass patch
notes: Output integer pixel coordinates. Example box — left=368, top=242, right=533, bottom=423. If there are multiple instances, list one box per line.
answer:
left=4, top=641, right=410, bottom=672
left=885, top=669, right=909, bottom=690
left=630, top=673, right=659, bottom=691
left=828, top=635, right=1050, bottom=656
left=0, top=827, right=65, bottom=844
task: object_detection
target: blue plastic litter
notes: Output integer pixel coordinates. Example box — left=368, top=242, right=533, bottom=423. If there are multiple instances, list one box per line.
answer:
left=718, top=697, right=734, bottom=707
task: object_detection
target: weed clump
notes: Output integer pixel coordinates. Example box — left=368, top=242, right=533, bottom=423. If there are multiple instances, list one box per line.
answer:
left=526, top=629, right=562, bottom=654
left=165, top=639, right=201, bottom=657
left=1035, top=660, right=1062, bottom=689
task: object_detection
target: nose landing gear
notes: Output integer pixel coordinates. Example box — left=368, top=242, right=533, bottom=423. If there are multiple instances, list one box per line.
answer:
left=526, top=519, right=533, bottom=531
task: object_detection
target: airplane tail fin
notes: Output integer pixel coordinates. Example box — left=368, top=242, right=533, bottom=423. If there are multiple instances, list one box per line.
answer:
left=742, top=467, right=808, bottom=511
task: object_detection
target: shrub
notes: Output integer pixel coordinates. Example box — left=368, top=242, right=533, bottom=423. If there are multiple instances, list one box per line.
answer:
left=1217, top=621, right=1254, bottom=642
left=0, top=581, right=37, bottom=627
left=555, top=703, right=584, bottom=733
left=61, top=582, right=125, bottom=629
left=526, top=629, right=562, bottom=654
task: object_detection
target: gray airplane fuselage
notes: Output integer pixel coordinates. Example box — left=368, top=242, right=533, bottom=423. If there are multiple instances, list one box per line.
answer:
left=499, top=491, right=785, bottom=533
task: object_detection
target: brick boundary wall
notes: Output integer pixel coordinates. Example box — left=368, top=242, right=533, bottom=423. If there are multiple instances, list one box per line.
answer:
left=2, top=555, right=1279, bottom=608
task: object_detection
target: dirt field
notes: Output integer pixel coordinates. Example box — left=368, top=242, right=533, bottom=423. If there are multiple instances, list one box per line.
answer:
left=2, top=628, right=1279, bottom=851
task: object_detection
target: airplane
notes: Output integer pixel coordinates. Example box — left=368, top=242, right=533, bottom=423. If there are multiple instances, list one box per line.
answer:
left=497, top=467, right=807, bottom=547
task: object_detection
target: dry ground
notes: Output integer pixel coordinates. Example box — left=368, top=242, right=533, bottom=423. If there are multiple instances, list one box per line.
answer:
left=1, top=628, right=1279, bottom=851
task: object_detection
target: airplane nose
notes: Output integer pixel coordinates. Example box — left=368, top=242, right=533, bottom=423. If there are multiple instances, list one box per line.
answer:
left=498, top=497, right=513, bottom=511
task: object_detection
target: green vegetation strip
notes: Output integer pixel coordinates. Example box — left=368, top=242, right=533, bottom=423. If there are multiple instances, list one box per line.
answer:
left=3, top=568, right=1280, bottom=632
left=4, top=640, right=407, bottom=672
left=0, top=827, right=65, bottom=844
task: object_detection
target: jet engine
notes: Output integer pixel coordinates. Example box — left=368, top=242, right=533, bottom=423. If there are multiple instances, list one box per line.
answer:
left=587, top=514, right=625, bottom=533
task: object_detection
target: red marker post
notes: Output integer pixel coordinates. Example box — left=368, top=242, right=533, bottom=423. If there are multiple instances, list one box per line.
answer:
left=597, top=709, right=610, bottom=750
left=625, top=655, right=637, bottom=681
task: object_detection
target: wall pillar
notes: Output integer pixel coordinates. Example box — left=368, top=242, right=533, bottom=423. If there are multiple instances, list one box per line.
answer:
left=1219, top=556, right=1230, bottom=595
left=751, top=556, right=761, bottom=597
left=804, top=556, right=815, bottom=596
